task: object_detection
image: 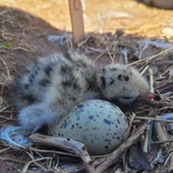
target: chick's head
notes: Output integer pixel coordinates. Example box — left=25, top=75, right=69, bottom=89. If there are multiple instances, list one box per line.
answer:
left=96, top=64, right=149, bottom=105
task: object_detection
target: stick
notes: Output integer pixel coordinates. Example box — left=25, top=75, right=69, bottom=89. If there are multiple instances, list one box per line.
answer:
left=68, top=0, right=85, bottom=43
left=29, top=133, right=95, bottom=173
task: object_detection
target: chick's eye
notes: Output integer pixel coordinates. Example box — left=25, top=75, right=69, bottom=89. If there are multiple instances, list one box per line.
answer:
left=123, top=96, right=133, bottom=99
left=119, top=96, right=135, bottom=104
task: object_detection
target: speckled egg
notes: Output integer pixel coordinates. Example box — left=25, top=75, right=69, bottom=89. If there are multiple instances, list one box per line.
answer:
left=49, top=99, right=128, bottom=155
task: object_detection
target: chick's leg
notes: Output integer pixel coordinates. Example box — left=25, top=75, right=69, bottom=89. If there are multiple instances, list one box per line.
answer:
left=17, top=103, right=59, bottom=133
left=0, top=103, right=62, bottom=149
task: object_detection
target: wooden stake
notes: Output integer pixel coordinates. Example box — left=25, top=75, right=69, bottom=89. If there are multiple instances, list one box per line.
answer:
left=68, top=0, right=85, bottom=43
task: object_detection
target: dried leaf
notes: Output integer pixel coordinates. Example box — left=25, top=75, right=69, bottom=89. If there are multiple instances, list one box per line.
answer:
left=129, top=142, right=152, bottom=171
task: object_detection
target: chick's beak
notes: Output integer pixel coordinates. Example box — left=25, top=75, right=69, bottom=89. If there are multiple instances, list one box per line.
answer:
left=144, top=92, right=161, bottom=101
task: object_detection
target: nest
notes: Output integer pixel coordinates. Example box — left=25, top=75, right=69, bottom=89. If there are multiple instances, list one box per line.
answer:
left=0, top=5, right=173, bottom=173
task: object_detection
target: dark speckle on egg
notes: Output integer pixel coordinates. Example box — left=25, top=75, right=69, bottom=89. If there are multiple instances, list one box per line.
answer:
left=71, top=125, right=75, bottom=129
left=120, top=113, right=124, bottom=117
left=94, top=126, right=98, bottom=130
left=90, top=139, right=94, bottom=144
left=124, top=117, right=128, bottom=123
left=60, top=121, right=68, bottom=129
left=89, top=115, right=94, bottom=120
left=105, top=146, right=109, bottom=149
left=77, top=104, right=84, bottom=108
left=59, top=133, right=64, bottom=137
left=103, top=119, right=112, bottom=125
left=117, top=137, right=120, bottom=140
left=117, top=118, right=121, bottom=124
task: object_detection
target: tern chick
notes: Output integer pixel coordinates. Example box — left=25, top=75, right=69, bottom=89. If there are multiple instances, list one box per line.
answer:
left=11, top=51, right=151, bottom=133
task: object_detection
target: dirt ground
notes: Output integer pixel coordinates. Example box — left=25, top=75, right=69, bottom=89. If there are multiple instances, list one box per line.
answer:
left=0, top=0, right=173, bottom=173
left=2, top=0, right=173, bottom=37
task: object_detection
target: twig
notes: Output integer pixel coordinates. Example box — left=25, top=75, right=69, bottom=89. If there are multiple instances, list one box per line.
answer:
left=30, top=147, right=78, bottom=157
left=143, top=120, right=153, bottom=152
left=152, top=139, right=173, bottom=144
left=130, top=47, right=173, bottom=66
left=29, top=133, right=95, bottom=173
left=0, top=57, right=13, bottom=85
left=22, top=157, right=52, bottom=173
left=149, top=68, right=154, bottom=93
left=135, top=116, right=173, bottom=123
left=154, top=117, right=170, bottom=148
left=168, top=155, right=173, bottom=173
left=0, top=105, right=12, bottom=113
left=140, top=65, right=149, bottom=75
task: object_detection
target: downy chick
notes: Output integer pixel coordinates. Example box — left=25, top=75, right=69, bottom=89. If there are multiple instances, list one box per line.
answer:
left=11, top=51, right=151, bottom=133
